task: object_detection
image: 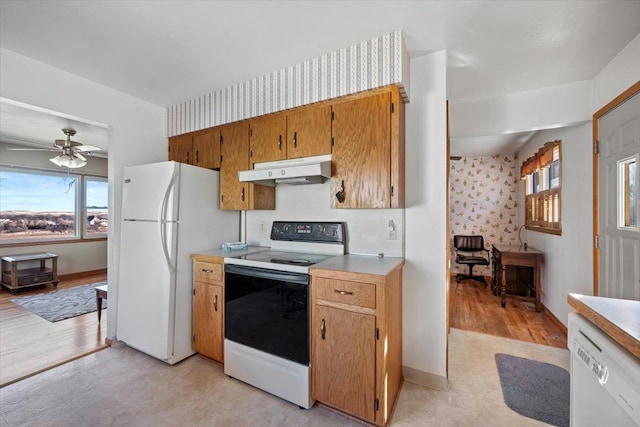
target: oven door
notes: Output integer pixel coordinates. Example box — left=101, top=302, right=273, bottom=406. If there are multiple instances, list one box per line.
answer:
left=224, top=264, right=309, bottom=365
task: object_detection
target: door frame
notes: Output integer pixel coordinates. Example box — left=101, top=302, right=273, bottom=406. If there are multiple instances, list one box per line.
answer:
left=592, top=80, right=640, bottom=295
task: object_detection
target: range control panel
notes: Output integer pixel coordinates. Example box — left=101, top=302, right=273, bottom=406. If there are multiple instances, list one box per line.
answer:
left=270, top=221, right=345, bottom=244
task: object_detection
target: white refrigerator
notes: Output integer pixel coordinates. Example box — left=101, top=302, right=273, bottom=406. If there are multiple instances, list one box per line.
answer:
left=117, top=161, right=238, bottom=364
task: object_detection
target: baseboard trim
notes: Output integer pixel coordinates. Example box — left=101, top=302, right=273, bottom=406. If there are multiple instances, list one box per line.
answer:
left=402, top=366, right=449, bottom=391
left=543, top=303, right=568, bottom=335
left=58, top=268, right=107, bottom=281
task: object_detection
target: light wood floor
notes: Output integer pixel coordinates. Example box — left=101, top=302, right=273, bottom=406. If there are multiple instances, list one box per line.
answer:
left=449, top=275, right=567, bottom=348
left=0, top=271, right=108, bottom=387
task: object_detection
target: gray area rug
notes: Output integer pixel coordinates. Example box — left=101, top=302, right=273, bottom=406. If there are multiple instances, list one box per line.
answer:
left=495, top=353, right=569, bottom=427
left=11, top=281, right=107, bottom=322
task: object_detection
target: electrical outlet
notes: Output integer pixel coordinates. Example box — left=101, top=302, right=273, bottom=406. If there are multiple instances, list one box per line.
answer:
left=387, top=219, right=397, bottom=240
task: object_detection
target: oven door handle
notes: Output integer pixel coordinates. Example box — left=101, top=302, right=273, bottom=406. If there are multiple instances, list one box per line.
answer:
left=224, top=264, right=309, bottom=285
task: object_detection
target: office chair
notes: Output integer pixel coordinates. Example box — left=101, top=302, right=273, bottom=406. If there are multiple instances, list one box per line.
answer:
left=453, top=235, right=490, bottom=285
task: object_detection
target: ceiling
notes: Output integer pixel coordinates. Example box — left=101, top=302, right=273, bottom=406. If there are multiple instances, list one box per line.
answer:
left=0, top=1, right=639, bottom=156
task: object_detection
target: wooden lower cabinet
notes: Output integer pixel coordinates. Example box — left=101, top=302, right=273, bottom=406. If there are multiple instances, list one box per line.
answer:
left=311, top=265, right=403, bottom=426
left=191, top=255, right=225, bottom=362
left=313, top=305, right=376, bottom=421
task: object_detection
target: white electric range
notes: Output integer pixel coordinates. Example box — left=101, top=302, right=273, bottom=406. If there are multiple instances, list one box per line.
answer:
left=223, top=221, right=346, bottom=409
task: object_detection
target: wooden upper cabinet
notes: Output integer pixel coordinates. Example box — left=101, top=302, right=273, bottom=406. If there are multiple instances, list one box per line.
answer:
left=220, top=122, right=275, bottom=211
left=331, top=92, right=391, bottom=208
left=220, top=122, right=250, bottom=210
left=168, top=129, right=221, bottom=170
left=192, top=129, right=221, bottom=169
left=168, top=134, right=192, bottom=164
left=287, top=105, right=332, bottom=159
left=249, top=115, right=287, bottom=166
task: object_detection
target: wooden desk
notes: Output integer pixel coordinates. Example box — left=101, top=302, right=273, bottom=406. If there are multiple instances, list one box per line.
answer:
left=491, top=244, right=543, bottom=311
left=1, top=252, right=58, bottom=293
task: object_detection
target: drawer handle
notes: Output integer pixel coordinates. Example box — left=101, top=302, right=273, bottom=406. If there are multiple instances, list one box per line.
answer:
left=213, top=294, right=218, bottom=312
left=201, top=269, right=214, bottom=273
left=320, top=319, right=326, bottom=340
left=334, top=289, right=354, bottom=296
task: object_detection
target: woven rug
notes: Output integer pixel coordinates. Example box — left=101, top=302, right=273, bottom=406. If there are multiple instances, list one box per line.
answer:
left=10, top=281, right=107, bottom=322
left=495, top=353, right=570, bottom=427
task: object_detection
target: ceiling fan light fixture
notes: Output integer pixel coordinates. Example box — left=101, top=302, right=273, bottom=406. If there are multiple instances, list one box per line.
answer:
left=50, top=154, right=87, bottom=169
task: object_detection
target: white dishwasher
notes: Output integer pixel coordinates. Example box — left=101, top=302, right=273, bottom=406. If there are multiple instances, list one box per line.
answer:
left=568, top=312, right=640, bottom=426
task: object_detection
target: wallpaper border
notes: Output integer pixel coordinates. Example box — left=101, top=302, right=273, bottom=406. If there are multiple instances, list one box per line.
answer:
left=167, top=30, right=409, bottom=137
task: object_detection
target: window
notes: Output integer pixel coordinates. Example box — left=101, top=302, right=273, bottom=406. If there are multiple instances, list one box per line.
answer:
left=521, top=140, right=562, bottom=235
left=0, top=166, right=107, bottom=244
left=85, top=176, right=108, bottom=238
left=618, top=156, right=637, bottom=230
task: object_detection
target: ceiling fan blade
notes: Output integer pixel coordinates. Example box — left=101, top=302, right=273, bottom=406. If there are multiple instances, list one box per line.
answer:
left=74, top=152, right=87, bottom=161
left=6, top=147, right=58, bottom=151
left=75, top=144, right=101, bottom=152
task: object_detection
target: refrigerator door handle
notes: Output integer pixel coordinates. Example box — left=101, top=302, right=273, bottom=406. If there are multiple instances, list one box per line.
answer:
left=160, top=167, right=179, bottom=273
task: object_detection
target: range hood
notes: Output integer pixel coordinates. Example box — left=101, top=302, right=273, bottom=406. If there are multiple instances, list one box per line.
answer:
left=238, top=154, right=331, bottom=186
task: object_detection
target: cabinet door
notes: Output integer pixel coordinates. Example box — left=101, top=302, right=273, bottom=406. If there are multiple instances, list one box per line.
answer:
left=249, top=115, right=286, bottom=166
left=287, top=106, right=332, bottom=159
left=220, top=122, right=249, bottom=210
left=168, top=134, right=192, bottom=164
left=312, top=305, right=376, bottom=422
left=331, top=92, right=391, bottom=208
left=192, top=281, right=223, bottom=362
left=192, top=129, right=221, bottom=169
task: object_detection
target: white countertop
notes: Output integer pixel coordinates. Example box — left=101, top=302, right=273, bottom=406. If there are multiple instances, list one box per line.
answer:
left=568, top=293, right=640, bottom=359
left=312, top=254, right=405, bottom=277
left=193, top=248, right=404, bottom=278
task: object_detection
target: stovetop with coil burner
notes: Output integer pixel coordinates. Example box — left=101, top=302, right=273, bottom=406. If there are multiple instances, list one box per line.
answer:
left=225, top=221, right=346, bottom=273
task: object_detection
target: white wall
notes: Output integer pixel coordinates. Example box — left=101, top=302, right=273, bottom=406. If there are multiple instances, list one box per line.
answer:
left=0, top=48, right=167, bottom=340
left=403, top=51, right=449, bottom=386
left=593, top=33, right=640, bottom=112
left=245, top=183, right=404, bottom=257
left=0, top=142, right=109, bottom=274
left=517, top=124, right=593, bottom=326
left=450, top=80, right=592, bottom=138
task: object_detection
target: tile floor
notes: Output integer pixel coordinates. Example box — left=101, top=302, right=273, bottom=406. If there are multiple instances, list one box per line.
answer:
left=0, top=328, right=569, bottom=426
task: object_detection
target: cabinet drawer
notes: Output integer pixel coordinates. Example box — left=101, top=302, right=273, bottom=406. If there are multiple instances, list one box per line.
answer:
left=314, top=277, right=375, bottom=309
left=193, top=261, right=222, bottom=282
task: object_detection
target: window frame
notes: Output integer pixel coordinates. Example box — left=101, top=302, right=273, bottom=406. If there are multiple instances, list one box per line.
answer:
left=521, top=140, right=562, bottom=235
left=0, top=165, right=108, bottom=247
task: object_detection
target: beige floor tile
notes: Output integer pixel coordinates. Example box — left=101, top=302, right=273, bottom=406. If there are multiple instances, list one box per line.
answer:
left=0, top=328, right=569, bottom=427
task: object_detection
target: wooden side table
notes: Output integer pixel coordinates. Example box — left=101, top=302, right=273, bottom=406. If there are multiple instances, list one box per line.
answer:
left=0, top=252, right=59, bottom=293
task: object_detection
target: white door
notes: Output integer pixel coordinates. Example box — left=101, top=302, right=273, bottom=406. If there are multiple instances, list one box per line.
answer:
left=122, top=161, right=179, bottom=221
left=117, top=220, right=177, bottom=361
left=598, top=91, right=640, bottom=300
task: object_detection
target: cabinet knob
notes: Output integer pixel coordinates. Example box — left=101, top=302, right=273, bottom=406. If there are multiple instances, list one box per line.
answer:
left=293, top=132, right=297, bottom=148
left=334, top=289, right=354, bottom=296
left=320, top=318, right=326, bottom=340
left=278, top=135, right=282, bottom=150
left=213, top=294, right=218, bottom=312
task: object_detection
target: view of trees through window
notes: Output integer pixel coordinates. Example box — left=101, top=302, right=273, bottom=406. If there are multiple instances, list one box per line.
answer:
left=0, top=167, right=108, bottom=243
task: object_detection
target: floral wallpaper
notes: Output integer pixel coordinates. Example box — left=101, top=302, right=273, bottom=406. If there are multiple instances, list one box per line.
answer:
left=450, top=155, right=521, bottom=276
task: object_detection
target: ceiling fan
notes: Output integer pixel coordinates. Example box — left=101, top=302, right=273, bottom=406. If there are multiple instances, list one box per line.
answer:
left=8, top=128, right=101, bottom=169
